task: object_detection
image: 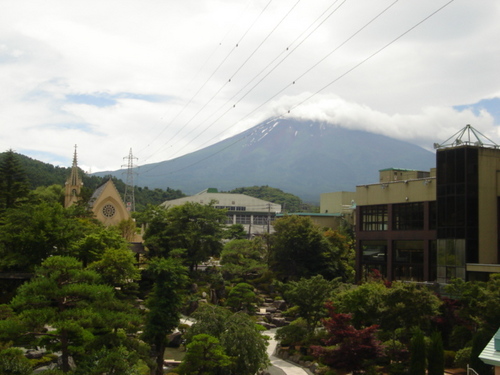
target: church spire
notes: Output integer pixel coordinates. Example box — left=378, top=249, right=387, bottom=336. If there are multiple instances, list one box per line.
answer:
left=65, top=145, right=83, bottom=208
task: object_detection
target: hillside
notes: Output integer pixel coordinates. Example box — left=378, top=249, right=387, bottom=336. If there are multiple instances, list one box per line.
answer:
left=0, top=151, right=185, bottom=210
left=96, top=118, right=436, bottom=202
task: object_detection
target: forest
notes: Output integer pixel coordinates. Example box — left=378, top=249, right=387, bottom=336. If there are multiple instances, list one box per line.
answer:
left=0, top=149, right=497, bottom=375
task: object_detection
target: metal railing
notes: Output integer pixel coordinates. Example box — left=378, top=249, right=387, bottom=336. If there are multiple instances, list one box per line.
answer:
left=467, top=365, right=479, bottom=375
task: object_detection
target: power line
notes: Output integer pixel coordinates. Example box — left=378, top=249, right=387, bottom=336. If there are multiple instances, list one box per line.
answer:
left=143, top=0, right=275, bottom=163
left=162, top=0, right=348, bottom=161
left=137, top=0, right=256, bottom=159
left=140, top=0, right=455, bottom=177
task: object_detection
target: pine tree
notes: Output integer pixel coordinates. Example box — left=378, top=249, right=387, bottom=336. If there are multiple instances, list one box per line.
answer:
left=11, top=256, right=139, bottom=373
left=427, top=331, right=444, bottom=375
left=409, top=329, right=426, bottom=375
left=141, top=257, right=188, bottom=375
left=0, top=149, right=30, bottom=211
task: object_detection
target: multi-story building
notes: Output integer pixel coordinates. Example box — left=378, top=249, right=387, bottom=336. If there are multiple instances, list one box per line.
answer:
left=329, top=125, right=500, bottom=283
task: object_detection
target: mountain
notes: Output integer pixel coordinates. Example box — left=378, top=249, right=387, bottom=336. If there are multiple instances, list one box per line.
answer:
left=95, top=118, right=436, bottom=202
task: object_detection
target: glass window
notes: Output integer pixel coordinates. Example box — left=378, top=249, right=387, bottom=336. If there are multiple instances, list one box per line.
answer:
left=360, top=205, right=388, bottom=231
left=253, top=215, right=268, bottom=225
left=361, top=241, right=387, bottom=262
left=235, top=215, right=251, bottom=224
left=393, top=240, right=424, bottom=264
left=393, top=202, right=424, bottom=230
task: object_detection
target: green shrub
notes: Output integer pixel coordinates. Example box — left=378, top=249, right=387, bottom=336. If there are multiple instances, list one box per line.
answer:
left=387, top=362, right=408, bottom=375
left=453, top=347, right=470, bottom=369
left=444, top=350, right=456, bottom=368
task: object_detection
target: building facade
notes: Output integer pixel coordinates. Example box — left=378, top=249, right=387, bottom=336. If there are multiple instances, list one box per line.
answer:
left=352, top=125, right=500, bottom=282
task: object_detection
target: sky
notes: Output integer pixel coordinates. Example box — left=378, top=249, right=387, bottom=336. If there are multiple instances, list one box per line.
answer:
left=1, top=0, right=500, bottom=173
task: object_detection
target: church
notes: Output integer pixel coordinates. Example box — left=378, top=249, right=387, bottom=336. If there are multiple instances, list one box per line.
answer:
left=64, top=146, right=135, bottom=228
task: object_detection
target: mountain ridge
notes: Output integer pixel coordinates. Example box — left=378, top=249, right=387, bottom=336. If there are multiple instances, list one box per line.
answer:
left=95, top=118, right=436, bottom=202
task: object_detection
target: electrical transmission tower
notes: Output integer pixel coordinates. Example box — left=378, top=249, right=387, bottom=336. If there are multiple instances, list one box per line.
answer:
left=122, top=148, right=138, bottom=212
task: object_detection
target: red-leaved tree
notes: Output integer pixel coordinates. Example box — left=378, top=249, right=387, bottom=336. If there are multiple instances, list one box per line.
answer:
left=311, top=302, right=384, bottom=374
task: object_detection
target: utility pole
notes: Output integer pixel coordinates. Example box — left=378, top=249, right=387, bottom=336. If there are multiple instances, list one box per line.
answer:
left=122, top=148, right=138, bottom=212
left=267, top=203, right=271, bottom=233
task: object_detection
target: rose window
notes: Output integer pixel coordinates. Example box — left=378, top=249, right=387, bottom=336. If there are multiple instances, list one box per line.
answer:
left=102, top=204, right=116, bottom=218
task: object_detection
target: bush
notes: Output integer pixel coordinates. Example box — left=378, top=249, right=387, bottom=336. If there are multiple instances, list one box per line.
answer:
left=454, top=347, right=470, bottom=369
left=387, top=362, right=408, bottom=375
left=444, top=350, right=456, bottom=368
left=276, top=318, right=309, bottom=346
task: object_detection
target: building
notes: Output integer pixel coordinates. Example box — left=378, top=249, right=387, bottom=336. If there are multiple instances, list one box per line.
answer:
left=479, top=328, right=500, bottom=374
left=161, top=188, right=281, bottom=236
left=328, top=125, right=500, bottom=283
left=64, top=146, right=83, bottom=208
left=64, top=148, right=138, bottom=231
left=88, top=179, right=132, bottom=227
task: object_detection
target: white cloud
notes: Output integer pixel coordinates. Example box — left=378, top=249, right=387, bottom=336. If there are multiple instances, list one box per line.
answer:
left=0, top=0, right=499, bottom=172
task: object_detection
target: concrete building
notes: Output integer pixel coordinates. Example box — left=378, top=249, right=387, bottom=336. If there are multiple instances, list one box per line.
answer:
left=161, top=188, right=282, bottom=236
left=329, top=125, right=500, bottom=283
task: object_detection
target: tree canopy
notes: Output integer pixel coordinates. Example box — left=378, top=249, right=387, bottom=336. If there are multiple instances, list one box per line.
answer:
left=11, top=256, right=140, bottom=373
left=144, top=202, right=227, bottom=270
left=269, top=215, right=352, bottom=281
left=186, top=304, right=269, bottom=375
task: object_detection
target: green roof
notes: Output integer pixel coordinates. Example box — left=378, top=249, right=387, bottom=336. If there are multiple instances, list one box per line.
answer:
left=379, top=168, right=418, bottom=172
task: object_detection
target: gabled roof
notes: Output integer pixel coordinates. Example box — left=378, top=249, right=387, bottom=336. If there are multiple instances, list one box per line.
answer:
left=89, top=179, right=112, bottom=207
left=480, top=328, right=500, bottom=366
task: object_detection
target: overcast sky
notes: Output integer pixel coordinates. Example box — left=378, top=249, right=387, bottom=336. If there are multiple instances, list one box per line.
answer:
left=1, top=0, right=500, bottom=173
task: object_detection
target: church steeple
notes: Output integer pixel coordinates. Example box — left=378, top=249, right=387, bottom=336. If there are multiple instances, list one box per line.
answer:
left=64, top=145, right=83, bottom=208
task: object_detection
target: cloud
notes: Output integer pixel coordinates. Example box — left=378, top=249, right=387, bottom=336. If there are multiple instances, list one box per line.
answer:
left=270, top=93, right=497, bottom=151
left=0, top=0, right=499, bottom=172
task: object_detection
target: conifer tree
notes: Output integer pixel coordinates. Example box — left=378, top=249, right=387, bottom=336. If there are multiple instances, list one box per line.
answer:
left=11, top=256, right=139, bottom=373
left=142, top=257, right=188, bottom=375
left=0, top=149, right=29, bottom=211
left=427, top=331, right=444, bottom=375
left=409, top=329, right=426, bottom=375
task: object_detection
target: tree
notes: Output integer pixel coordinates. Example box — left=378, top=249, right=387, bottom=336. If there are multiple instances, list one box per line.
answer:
left=186, top=304, right=269, bottom=375
left=311, top=302, right=384, bottom=374
left=223, top=223, right=247, bottom=240
left=11, top=256, right=136, bottom=373
left=117, top=218, right=138, bottom=242
left=381, top=282, right=442, bottom=333
left=333, top=281, right=389, bottom=329
left=278, top=274, right=338, bottom=332
left=177, top=334, right=232, bottom=375
left=323, top=228, right=355, bottom=282
left=270, top=215, right=338, bottom=280
left=88, top=247, right=140, bottom=299
left=220, top=238, right=267, bottom=281
left=142, top=257, right=188, bottom=375
left=70, top=226, right=129, bottom=267
left=0, top=149, right=30, bottom=211
left=427, top=331, right=444, bottom=375
left=469, top=329, right=493, bottom=375
left=0, top=201, right=86, bottom=272
left=408, top=329, right=426, bottom=375
left=0, top=347, right=32, bottom=375
left=144, top=202, right=226, bottom=271
left=226, top=283, right=258, bottom=313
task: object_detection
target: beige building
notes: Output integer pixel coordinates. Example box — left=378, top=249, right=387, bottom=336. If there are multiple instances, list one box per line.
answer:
left=161, top=188, right=281, bottom=236
left=64, top=148, right=133, bottom=229
left=325, top=125, right=500, bottom=283
left=64, top=146, right=83, bottom=208
left=89, top=179, right=132, bottom=227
